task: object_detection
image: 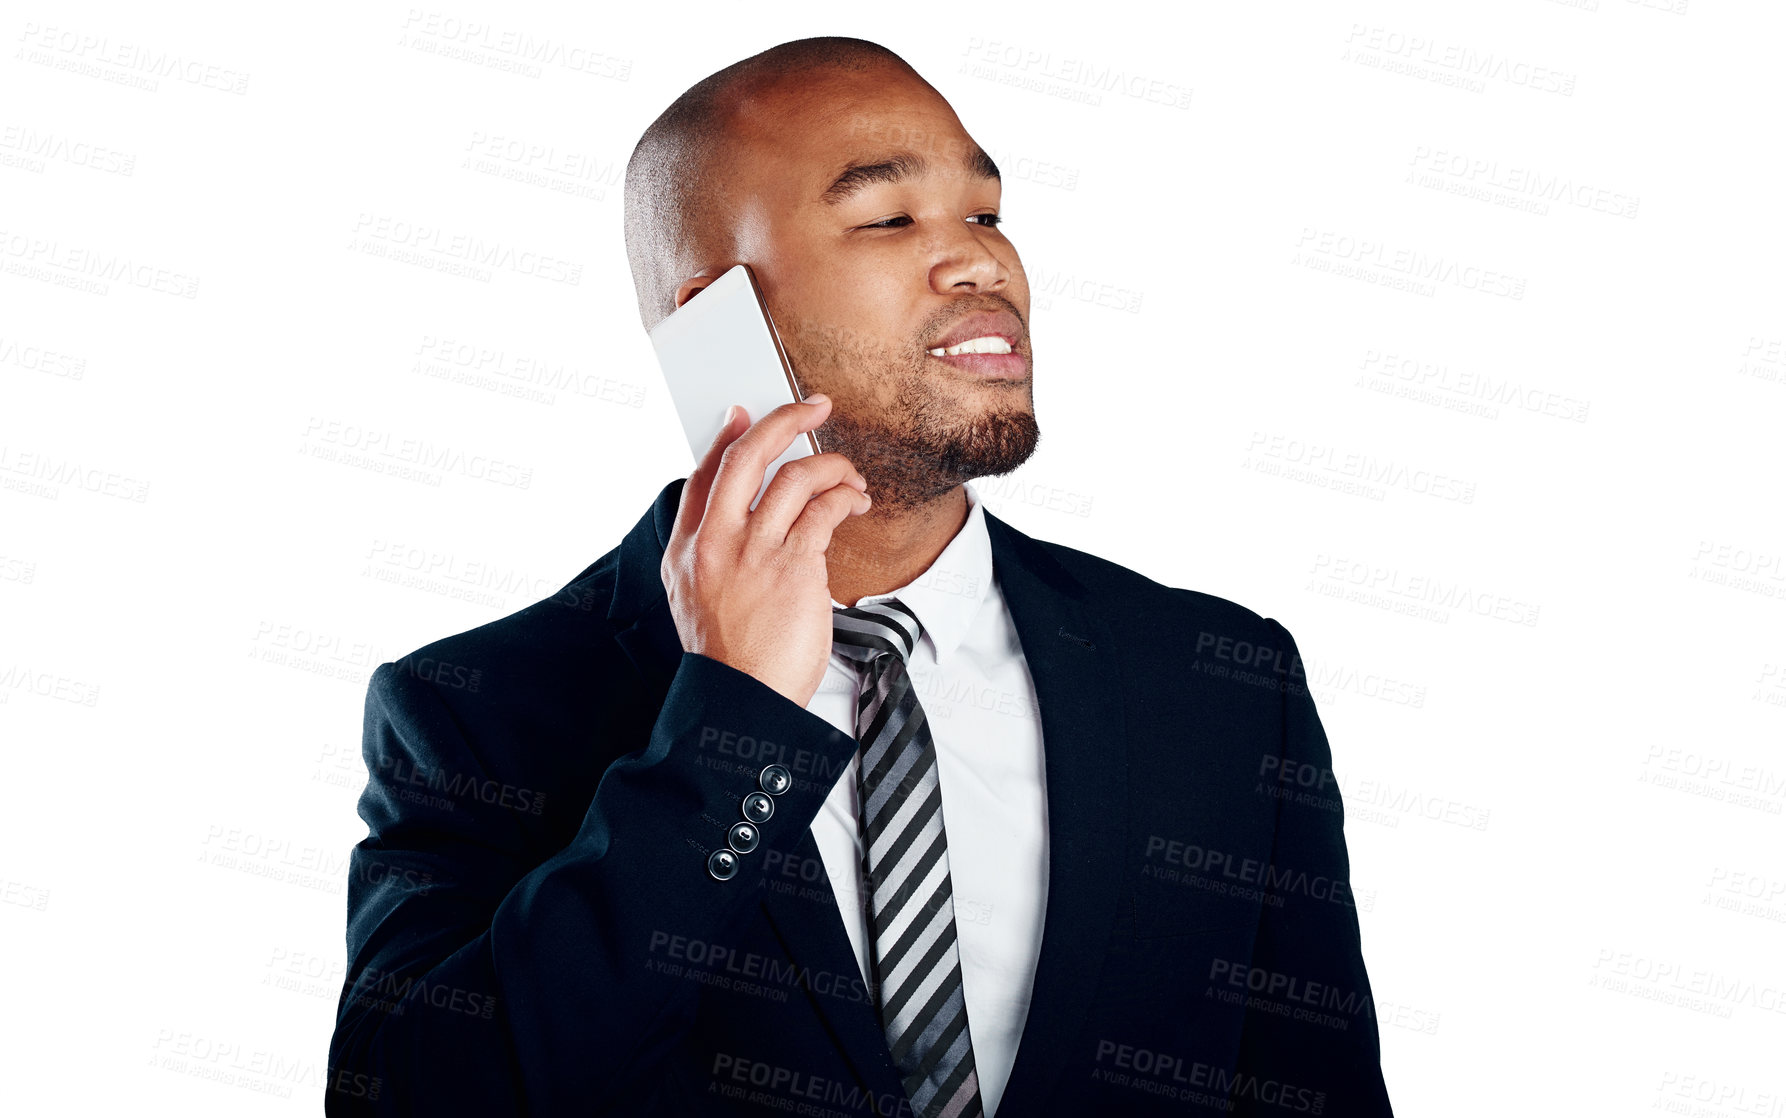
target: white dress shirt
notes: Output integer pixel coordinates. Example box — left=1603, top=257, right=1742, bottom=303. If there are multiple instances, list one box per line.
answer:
left=805, top=480, right=1048, bottom=1118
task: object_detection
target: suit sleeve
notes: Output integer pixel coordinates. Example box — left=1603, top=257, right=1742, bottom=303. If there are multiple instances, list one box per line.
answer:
left=1229, top=620, right=1394, bottom=1117
left=325, top=651, right=860, bottom=1117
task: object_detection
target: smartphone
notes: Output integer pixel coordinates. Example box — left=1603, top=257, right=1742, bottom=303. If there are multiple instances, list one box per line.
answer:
left=648, top=263, right=817, bottom=511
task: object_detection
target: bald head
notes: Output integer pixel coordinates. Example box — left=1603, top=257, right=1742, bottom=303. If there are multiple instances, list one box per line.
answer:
left=622, top=37, right=926, bottom=333
left=621, top=38, right=1033, bottom=513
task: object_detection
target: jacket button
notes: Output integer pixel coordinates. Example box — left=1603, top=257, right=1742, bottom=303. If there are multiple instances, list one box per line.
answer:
left=742, top=792, right=775, bottom=824
left=759, top=764, right=793, bottom=796
left=727, top=822, right=760, bottom=854
left=707, top=849, right=739, bottom=881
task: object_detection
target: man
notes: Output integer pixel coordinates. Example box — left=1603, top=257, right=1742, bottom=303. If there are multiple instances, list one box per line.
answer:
left=328, top=36, right=1394, bottom=1118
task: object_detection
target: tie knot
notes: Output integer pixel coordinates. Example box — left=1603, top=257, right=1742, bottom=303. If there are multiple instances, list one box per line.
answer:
left=832, top=598, right=923, bottom=667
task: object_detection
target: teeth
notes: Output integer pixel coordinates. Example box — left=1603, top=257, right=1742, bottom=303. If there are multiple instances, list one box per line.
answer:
left=928, top=335, right=1013, bottom=357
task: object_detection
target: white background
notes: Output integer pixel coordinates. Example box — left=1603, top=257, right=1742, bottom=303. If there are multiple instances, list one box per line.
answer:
left=3, top=1, right=1783, bottom=1114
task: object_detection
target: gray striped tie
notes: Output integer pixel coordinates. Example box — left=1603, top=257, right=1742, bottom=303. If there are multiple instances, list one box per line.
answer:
left=833, top=599, right=984, bottom=1118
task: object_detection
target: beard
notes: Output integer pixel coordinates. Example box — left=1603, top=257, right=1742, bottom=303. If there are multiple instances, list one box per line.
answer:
left=818, top=379, right=1039, bottom=512
left=777, top=301, right=1042, bottom=514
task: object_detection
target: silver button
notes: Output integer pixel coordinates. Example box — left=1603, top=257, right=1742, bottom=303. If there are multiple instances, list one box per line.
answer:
left=742, top=792, right=775, bottom=824
left=759, top=764, right=793, bottom=796
left=707, top=849, right=739, bottom=881
left=727, top=822, right=760, bottom=854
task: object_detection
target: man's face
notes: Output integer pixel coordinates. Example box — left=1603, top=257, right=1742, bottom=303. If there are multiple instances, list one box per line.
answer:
left=705, top=66, right=1038, bottom=511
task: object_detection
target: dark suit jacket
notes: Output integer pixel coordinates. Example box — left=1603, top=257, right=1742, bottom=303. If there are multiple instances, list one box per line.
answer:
left=326, top=478, right=1393, bottom=1116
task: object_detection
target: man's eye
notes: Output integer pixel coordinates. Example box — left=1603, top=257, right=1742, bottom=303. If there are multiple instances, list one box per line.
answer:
left=859, top=214, right=1004, bottom=230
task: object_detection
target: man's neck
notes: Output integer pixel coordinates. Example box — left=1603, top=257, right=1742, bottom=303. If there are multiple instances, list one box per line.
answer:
left=826, top=484, right=970, bottom=608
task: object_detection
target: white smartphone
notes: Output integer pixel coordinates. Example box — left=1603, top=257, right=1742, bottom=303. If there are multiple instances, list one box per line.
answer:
left=647, top=263, right=817, bottom=511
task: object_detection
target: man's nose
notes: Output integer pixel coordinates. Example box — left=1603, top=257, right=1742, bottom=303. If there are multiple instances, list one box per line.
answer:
left=929, top=226, right=1008, bottom=293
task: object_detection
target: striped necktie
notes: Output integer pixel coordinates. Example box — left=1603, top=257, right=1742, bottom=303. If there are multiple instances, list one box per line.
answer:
left=832, top=599, right=984, bottom=1118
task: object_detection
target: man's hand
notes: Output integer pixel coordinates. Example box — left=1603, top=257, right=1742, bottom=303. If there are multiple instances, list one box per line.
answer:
left=661, top=393, right=872, bottom=708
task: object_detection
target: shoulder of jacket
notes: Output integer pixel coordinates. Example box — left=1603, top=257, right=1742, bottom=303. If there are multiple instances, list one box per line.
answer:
left=369, top=542, right=627, bottom=708
left=1028, top=537, right=1285, bottom=643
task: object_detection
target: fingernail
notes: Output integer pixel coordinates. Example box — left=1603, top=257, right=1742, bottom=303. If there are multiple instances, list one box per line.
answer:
left=806, top=393, right=829, bottom=406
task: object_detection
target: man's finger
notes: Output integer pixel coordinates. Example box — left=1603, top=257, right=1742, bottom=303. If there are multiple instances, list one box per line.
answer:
left=784, top=484, right=872, bottom=557
left=707, top=394, right=830, bottom=531
left=748, top=453, right=866, bottom=546
left=671, top=403, right=743, bottom=549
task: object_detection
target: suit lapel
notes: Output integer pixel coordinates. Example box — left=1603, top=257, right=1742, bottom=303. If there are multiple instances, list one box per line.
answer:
left=606, top=482, right=1129, bottom=1117
left=980, top=510, right=1127, bottom=1116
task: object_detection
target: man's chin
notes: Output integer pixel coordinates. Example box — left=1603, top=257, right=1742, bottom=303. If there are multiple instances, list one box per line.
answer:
left=814, top=401, right=1039, bottom=509
left=931, top=409, right=1041, bottom=484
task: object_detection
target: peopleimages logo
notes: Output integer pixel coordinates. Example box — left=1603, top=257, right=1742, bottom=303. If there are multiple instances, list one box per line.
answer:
left=372, top=750, right=543, bottom=814
left=350, top=214, right=584, bottom=286
left=300, top=417, right=534, bottom=489
left=1294, top=228, right=1526, bottom=300
left=1093, top=1040, right=1328, bottom=1113
left=1342, top=25, right=1578, bottom=96
left=0, top=228, right=199, bottom=298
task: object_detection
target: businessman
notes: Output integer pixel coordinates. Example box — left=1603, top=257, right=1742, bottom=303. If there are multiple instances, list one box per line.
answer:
left=329, top=36, right=1393, bottom=1117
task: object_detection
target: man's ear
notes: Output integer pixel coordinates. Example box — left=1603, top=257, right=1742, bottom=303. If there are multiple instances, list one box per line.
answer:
left=673, top=273, right=721, bottom=310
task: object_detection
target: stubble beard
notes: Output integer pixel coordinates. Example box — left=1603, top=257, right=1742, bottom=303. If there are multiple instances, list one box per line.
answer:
left=784, top=323, right=1041, bottom=514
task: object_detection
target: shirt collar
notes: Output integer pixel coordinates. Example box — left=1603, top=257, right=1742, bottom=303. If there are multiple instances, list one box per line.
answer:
left=830, top=480, right=992, bottom=668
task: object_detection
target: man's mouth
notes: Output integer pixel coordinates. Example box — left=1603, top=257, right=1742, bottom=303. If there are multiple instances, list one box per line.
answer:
left=923, top=309, right=1028, bottom=378
left=926, top=336, right=1013, bottom=357
left=924, top=336, right=1027, bottom=379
